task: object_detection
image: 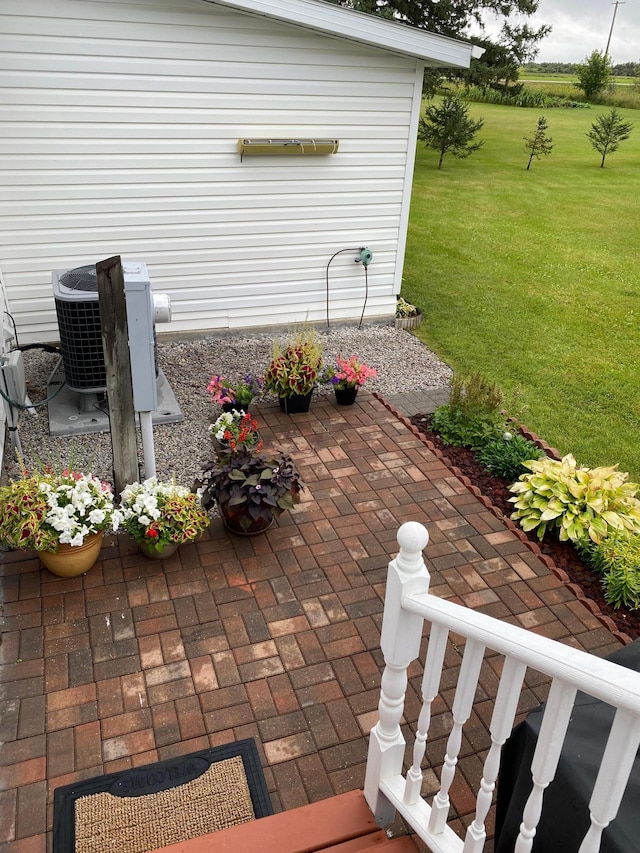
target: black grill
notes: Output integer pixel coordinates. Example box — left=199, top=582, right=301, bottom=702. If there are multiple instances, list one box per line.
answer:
left=59, top=264, right=99, bottom=292
left=54, top=297, right=106, bottom=392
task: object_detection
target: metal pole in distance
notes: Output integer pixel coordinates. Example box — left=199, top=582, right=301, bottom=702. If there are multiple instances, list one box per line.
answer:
left=96, top=255, right=139, bottom=494
left=605, top=1, right=625, bottom=56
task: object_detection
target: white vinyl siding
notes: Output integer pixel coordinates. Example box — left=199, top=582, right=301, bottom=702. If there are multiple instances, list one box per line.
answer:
left=0, top=0, right=424, bottom=341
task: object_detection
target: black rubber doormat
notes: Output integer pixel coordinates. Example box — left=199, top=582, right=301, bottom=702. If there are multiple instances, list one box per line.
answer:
left=53, top=738, right=273, bottom=853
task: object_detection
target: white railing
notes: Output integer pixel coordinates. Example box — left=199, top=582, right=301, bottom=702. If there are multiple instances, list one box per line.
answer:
left=364, top=522, right=640, bottom=853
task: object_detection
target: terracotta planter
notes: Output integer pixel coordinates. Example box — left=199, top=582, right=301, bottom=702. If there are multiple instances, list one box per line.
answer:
left=38, top=531, right=104, bottom=577
left=218, top=500, right=274, bottom=536
left=137, top=539, right=180, bottom=560
left=279, top=391, right=312, bottom=414
left=334, top=387, right=358, bottom=406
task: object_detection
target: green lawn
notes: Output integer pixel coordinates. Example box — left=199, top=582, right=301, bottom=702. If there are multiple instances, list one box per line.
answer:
left=403, top=100, right=640, bottom=480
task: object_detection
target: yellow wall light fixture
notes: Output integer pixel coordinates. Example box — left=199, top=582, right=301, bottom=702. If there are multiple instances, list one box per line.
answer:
left=238, top=138, right=339, bottom=161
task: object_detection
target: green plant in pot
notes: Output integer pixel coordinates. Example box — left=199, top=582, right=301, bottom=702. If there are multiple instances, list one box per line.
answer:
left=264, top=326, right=322, bottom=413
left=207, top=372, right=263, bottom=412
left=209, top=410, right=262, bottom=456
left=0, top=465, right=122, bottom=576
left=199, top=445, right=303, bottom=535
left=396, top=296, right=420, bottom=318
left=323, top=354, right=378, bottom=405
left=395, top=296, right=423, bottom=329
left=119, top=477, right=211, bottom=558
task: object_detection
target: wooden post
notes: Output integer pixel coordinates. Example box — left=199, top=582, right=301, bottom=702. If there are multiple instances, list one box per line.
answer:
left=96, top=255, right=138, bottom=493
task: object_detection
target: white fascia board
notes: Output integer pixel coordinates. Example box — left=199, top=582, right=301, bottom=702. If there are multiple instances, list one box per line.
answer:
left=203, top=0, right=475, bottom=68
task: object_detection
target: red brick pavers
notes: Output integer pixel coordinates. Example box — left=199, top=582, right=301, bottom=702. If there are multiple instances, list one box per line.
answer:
left=0, top=393, right=624, bottom=851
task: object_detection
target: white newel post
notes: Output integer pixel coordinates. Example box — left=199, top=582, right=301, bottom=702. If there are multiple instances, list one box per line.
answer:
left=364, top=522, right=430, bottom=826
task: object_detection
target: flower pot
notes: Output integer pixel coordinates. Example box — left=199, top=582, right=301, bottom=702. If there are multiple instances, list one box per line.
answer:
left=37, top=532, right=104, bottom=577
left=334, top=387, right=358, bottom=406
left=137, top=539, right=180, bottom=560
left=222, top=401, right=248, bottom=414
left=279, top=391, right=312, bottom=414
left=218, top=500, right=274, bottom=536
left=395, top=312, right=423, bottom=331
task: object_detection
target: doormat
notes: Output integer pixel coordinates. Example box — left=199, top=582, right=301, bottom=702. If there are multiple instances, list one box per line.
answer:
left=53, top=738, right=272, bottom=853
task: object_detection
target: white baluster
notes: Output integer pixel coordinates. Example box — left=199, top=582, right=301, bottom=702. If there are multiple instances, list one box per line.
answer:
left=404, top=623, right=449, bottom=805
left=514, top=680, right=577, bottom=853
left=429, top=639, right=485, bottom=835
left=578, top=709, right=640, bottom=853
left=365, top=522, right=430, bottom=827
left=463, top=656, right=527, bottom=853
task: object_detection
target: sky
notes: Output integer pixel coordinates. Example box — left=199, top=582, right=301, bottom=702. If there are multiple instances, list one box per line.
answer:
left=481, top=0, right=640, bottom=64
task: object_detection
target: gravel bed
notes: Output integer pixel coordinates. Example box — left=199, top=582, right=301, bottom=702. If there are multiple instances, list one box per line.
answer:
left=5, top=324, right=452, bottom=489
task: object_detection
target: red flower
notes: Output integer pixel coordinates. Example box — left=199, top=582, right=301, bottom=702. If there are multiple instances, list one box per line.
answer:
left=146, top=528, right=159, bottom=538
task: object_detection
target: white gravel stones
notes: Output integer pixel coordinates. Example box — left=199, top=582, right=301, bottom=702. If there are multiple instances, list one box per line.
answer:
left=5, top=324, right=452, bottom=489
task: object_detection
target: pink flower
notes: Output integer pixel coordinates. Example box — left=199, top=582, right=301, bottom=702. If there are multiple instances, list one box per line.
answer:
left=331, top=355, right=378, bottom=389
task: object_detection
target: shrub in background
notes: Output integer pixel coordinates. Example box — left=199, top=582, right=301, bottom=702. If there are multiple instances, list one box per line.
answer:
left=579, top=532, right=640, bottom=610
left=509, top=453, right=640, bottom=545
left=431, top=372, right=505, bottom=450
left=477, top=432, right=545, bottom=483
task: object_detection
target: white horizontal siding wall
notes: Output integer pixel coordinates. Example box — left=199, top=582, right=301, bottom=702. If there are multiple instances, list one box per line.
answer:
left=0, top=269, right=10, bottom=472
left=0, top=0, right=423, bottom=342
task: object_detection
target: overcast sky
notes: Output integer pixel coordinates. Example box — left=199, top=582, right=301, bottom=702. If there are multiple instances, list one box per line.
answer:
left=481, top=0, right=640, bottom=64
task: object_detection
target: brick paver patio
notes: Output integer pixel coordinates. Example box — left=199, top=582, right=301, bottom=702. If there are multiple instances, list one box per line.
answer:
left=0, top=392, right=626, bottom=852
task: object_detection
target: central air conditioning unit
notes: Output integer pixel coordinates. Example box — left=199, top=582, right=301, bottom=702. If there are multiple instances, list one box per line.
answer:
left=48, top=261, right=181, bottom=438
left=53, top=264, right=107, bottom=391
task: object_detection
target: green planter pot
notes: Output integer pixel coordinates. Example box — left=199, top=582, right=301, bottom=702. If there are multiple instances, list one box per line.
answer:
left=137, top=539, right=180, bottom=560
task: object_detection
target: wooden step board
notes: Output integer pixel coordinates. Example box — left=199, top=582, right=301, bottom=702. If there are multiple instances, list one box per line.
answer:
left=153, top=789, right=419, bottom=853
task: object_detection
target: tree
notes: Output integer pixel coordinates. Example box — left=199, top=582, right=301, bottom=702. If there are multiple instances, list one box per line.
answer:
left=576, top=51, right=613, bottom=99
left=418, top=95, right=484, bottom=169
left=326, top=1, right=551, bottom=92
left=587, top=109, right=633, bottom=167
left=523, top=116, right=553, bottom=170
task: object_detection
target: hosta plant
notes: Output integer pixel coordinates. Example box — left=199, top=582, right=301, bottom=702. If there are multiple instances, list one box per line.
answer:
left=396, top=296, right=420, bottom=318
left=509, top=454, right=640, bottom=545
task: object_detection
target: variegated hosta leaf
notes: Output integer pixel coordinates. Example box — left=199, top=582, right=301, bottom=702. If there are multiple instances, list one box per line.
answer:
left=509, top=453, right=640, bottom=545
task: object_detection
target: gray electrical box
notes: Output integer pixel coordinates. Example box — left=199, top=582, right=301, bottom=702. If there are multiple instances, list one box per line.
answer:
left=123, top=262, right=157, bottom=413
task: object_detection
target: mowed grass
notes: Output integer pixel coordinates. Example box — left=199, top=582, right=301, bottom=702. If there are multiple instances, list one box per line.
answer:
left=403, top=100, right=640, bottom=479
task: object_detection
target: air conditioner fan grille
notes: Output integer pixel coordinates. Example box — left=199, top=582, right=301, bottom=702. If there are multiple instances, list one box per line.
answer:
left=60, top=264, right=98, bottom=292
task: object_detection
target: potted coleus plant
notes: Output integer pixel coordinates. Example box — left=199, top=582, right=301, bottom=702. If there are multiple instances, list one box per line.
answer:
left=0, top=466, right=121, bottom=577
left=207, top=373, right=263, bottom=412
left=324, top=355, right=378, bottom=405
left=119, top=477, right=211, bottom=558
left=264, top=326, right=323, bottom=413
left=395, top=296, right=423, bottom=330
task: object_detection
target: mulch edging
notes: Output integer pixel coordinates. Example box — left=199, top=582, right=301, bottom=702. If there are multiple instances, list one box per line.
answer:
left=375, top=392, right=632, bottom=646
